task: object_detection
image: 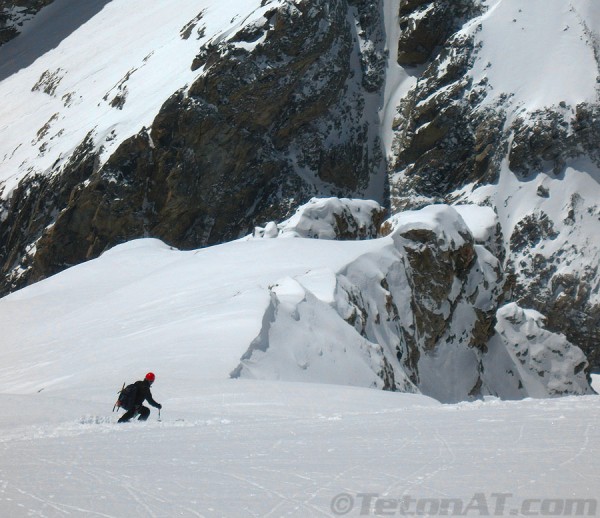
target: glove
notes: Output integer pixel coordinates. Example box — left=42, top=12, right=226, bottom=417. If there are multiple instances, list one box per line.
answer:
left=157, top=403, right=162, bottom=410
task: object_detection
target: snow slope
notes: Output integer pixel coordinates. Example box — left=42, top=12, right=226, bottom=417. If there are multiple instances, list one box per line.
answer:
left=458, top=0, right=600, bottom=285
left=0, top=202, right=591, bottom=400
left=0, top=0, right=112, bottom=82
left=0, top=236, right=403, bottom=396
left=0, top=380, right=598, bottom=517
left=467, top=0, right=600, bottom=116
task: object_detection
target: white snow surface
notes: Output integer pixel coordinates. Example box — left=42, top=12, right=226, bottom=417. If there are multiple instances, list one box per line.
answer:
left=0, top=383, right=599, bottom=518
left=453, top=205, right=498, bottom=245
left=469, top=0, right=600, bottom=115
left=1, top=381, right=598, bottom=518
left=0, top=234, right=598, bottom=516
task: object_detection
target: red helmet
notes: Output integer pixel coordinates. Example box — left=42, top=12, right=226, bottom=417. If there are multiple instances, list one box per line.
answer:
left=145, top=372, right=156, bottom=382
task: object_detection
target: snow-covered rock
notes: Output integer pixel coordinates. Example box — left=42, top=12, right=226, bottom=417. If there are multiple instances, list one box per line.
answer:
left=234, top=203, right=592, bottom=402
left=483, top=303, right=593, bottom=399
left=230, top=276, right=408, bottom=391
left=253, top=197, right=386, bottom=240
left=1, top=0, right=599, bottom=388
left=0, top=0, right=389, bottom=294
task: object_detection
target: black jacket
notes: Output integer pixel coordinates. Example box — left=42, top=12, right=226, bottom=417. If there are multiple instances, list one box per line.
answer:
left=133, top=379, right=160, bottom=408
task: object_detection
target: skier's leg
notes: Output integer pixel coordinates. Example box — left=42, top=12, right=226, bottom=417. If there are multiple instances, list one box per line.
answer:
left=137, top=406, right=150, bottom=421
left=118, top=408, right=136, bottom=423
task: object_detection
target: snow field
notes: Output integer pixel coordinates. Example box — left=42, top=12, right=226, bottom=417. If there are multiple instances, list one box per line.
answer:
left=1, top=381, right=599, bottom=517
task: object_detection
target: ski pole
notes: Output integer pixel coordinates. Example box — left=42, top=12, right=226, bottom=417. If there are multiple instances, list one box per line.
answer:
left=158, top=408, right=161, bottom=422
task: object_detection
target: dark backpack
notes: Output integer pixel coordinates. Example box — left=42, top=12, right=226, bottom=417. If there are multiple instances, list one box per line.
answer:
left=116, top=382, right=139, bottom=411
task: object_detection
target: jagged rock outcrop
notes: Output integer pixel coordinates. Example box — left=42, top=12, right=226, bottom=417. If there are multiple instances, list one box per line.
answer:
left=341, top=204, right=507, bottom=400
left=396, top=0, right=483, bottom=67
left=233, top=201, right=593, bottom=401
left=391, top=1, right=504, bottom=205
left=253, top=197, right=386, bottom=240
left=483, top=303, right=591, bottom=399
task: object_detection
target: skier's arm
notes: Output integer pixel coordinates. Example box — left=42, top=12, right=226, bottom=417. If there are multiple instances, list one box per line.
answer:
left=146, top=391, right=161, bottom=409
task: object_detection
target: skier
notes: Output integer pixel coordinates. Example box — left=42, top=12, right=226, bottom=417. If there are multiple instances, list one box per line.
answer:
left=118, top=372, right=162, bottom=423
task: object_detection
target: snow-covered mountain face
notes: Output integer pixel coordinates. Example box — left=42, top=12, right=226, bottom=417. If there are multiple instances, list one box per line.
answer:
left=0, top=0, right=387, bottom=292
left=389, top=0, right=600, bottom=367
left=0, top=0, right=599, bottom=379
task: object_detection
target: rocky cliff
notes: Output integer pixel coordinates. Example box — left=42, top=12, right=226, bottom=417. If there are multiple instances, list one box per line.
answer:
left=1, top=0, right=599, bottom=374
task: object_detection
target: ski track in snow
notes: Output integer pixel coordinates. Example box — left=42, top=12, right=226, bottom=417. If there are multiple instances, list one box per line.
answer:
left=1, top=383, right=599, bottom=517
